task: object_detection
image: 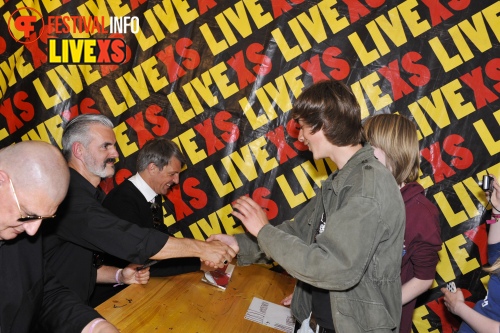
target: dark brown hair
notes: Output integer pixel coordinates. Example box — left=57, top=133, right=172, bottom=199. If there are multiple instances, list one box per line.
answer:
left=291, top=80, right=365, bottom=146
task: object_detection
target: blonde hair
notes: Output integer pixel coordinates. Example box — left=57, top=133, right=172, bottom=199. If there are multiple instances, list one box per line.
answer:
left=364, top=114, right=420, bottom=185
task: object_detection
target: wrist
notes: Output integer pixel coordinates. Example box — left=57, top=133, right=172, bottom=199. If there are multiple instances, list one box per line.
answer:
left=113, top=268, right=124, bottom=287
left=487, top=212, right=500, bottom=224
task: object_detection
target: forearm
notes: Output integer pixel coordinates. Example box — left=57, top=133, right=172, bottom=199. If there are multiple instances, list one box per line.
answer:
left=455, top=302, right=500, bottom=333
left=150, top=237, right=204, bottom=260
left=96, top=265, right=122, bottom=284
left=402, top=278, right=433, bottom=305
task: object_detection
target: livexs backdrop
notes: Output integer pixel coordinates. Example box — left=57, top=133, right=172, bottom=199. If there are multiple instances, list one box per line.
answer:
left=1, top=0, right=499, bottom=331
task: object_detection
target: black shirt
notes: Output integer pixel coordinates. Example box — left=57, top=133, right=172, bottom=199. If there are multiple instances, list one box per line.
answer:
left=1, top=233, right=99, bottom=333
left=43, top=168, right=169, bottom=304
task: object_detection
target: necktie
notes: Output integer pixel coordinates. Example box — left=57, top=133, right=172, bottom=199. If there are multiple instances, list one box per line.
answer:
left=150, top=196, right=173, bottom=236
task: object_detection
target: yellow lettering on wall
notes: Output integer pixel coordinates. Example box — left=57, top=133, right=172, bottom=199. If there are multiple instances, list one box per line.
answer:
left=44, top=115, right=64, bottom=148
left=177, top=128, right=207, bottom=164
left=78, top=65, right=101, bottom=86
left=397, top=0, right=431, bottom=37
left=348, top=32, right=380, bottom=66
left=172, top=0, right=198, bottom=24
left=407, top=101, right=434, bottom=139
left=318, top=0, right=349, bottom=34
left=434, top=191, right=468, bottom=227
left=141, top=57, right=169, bottom=92
left=428, top=37, right=463, bottom=72
left=441, top=79, right=475, bottom=119
left=209, top=62, right=238, bottom=99
left=473, top=110, right=500, bottom=156
left=292, top=165, right=316, bottom=200
left=359, top=72, right=393, bottom=111
left=100, top=85, right=128, bottom=117
left=229, top=146, right=258, bottom=182
left=432, top=244, right=455, bottom=288
left=412, top=305, right=435, bottom=333
left=244, top=0, right=273, bottom=29
left=206, top=164, right=235, bottom=197
left=249, top=137, right=279, bottom=173
left=277, top=174, right=307, bottom=208
left=216, top=204, right=245, bottom=235
left=54, top=65, right=84, bottom=94
left=482, top=2, right=500, bottom=42
left=113, top=122, right=138, bottom=157
left=271, top=28, right=302, bottom=62
left=446, top=234, right=480, bottom=275
left=134, top=25, right=159, bottom=51
left=168, top=91, right=195, bottom=124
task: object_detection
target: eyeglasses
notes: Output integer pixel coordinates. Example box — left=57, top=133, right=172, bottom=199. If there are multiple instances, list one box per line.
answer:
left=9, top=179, right=56, bottom=222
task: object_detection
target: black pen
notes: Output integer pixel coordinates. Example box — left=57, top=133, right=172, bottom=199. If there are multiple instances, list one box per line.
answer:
left=136, top=260, right=158, bottom=271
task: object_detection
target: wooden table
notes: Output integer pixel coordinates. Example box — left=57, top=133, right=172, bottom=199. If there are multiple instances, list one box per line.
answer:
left=96, top=264, right=296, bottom=332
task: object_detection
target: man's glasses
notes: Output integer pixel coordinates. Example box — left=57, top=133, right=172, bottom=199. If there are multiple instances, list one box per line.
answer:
left=9, top=179, right=56, bottom=222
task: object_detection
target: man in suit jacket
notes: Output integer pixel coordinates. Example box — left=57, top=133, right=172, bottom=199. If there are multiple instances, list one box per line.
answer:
left=90, top=138, right=208, bottom=306
left=0, top=141, right=118, bottom=333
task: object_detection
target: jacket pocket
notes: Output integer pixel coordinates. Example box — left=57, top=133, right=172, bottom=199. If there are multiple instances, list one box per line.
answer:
left=335, top=298, right=397, bottom=332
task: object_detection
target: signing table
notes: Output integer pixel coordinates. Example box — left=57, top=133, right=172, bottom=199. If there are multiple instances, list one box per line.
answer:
left=95, top=264, right=296, bottom=332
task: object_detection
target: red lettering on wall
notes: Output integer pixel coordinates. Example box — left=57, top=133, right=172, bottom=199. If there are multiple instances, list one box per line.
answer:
left=266, top=126, right=298, bottom=164
left=460, top=67, right=499, bottom=110
left=183, top=177, right=208, bottom=210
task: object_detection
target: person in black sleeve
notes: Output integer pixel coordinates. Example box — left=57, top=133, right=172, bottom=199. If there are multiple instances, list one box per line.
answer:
left=0, top=141, right=118, bottom=333
left=90, top=138, right=211, bottom=306
left=43, top=114, right=237, bottom=305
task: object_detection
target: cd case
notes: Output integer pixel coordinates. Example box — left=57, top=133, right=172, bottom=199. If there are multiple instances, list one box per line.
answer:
left=201, top=263, right=235, bottom=290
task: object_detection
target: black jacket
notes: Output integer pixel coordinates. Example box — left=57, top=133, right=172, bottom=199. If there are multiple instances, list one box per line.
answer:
left=89, top=178, right=200, bottom=306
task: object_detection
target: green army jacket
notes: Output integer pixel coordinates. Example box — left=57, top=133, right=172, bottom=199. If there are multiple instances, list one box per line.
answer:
left=236, top=144, right=405, bottom=332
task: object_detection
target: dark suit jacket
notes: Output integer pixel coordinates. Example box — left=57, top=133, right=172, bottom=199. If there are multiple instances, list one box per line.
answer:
left=0, top=233, right=99, bottom=333
left=89, top=179, right=200, bottom=306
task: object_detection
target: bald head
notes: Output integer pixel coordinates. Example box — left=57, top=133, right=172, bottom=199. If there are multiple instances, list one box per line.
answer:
left=0, top=141, right=69, bottom=203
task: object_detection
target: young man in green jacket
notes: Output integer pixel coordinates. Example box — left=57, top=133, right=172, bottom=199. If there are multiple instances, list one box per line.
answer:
left=210, top=80, right=405, bottom=332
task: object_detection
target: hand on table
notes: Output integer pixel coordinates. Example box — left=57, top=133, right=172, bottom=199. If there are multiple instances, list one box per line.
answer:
left=281, top=293, right=293, bottom=306
left=122, top=263, right=150, bottom=285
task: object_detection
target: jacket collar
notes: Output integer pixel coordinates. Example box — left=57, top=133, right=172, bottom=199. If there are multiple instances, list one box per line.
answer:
left=323, top=144, right=375, bottom=195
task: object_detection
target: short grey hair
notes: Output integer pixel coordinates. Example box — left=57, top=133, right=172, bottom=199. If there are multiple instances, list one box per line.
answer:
left=136, top=138, right=186, bottom=172
left=62, top=114, right=114, bottom=161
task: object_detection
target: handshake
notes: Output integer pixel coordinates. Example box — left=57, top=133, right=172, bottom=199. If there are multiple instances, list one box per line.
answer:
left=200, top=196, right=269, bottom=268
left=201, top=234, right=240, bottom=268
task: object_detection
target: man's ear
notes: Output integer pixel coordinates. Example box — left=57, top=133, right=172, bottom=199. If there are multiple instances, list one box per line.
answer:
left=147, top=163, right=157, bottom=173
left=71, top=142, right=84, bottom=161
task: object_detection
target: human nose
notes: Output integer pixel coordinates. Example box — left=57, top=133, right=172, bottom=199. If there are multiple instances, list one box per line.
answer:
left=298, top=128, right=304, bottom=142
left=23, top=220, right=43, bottom=236
left=109, top=145, right=119, bottom=158
left=173, top=174, right=180, bottom=184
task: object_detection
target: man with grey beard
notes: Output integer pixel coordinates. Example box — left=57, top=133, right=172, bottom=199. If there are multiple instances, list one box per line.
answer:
left=43, top=114, right=237, bottom=305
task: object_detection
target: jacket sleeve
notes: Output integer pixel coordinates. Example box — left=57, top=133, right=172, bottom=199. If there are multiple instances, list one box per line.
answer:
left=235, top=198, right=318, bottom=266
left=39, top=267, right=101, bottom=333
left=257, top=195, right=391, bottom=291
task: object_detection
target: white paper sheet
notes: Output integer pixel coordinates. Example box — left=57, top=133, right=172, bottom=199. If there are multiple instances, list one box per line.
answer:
left=244, top=297, right=296, bottom=333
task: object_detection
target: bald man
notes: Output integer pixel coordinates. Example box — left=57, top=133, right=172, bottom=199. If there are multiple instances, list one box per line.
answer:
left=0, top=141, right=118, bottom=333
